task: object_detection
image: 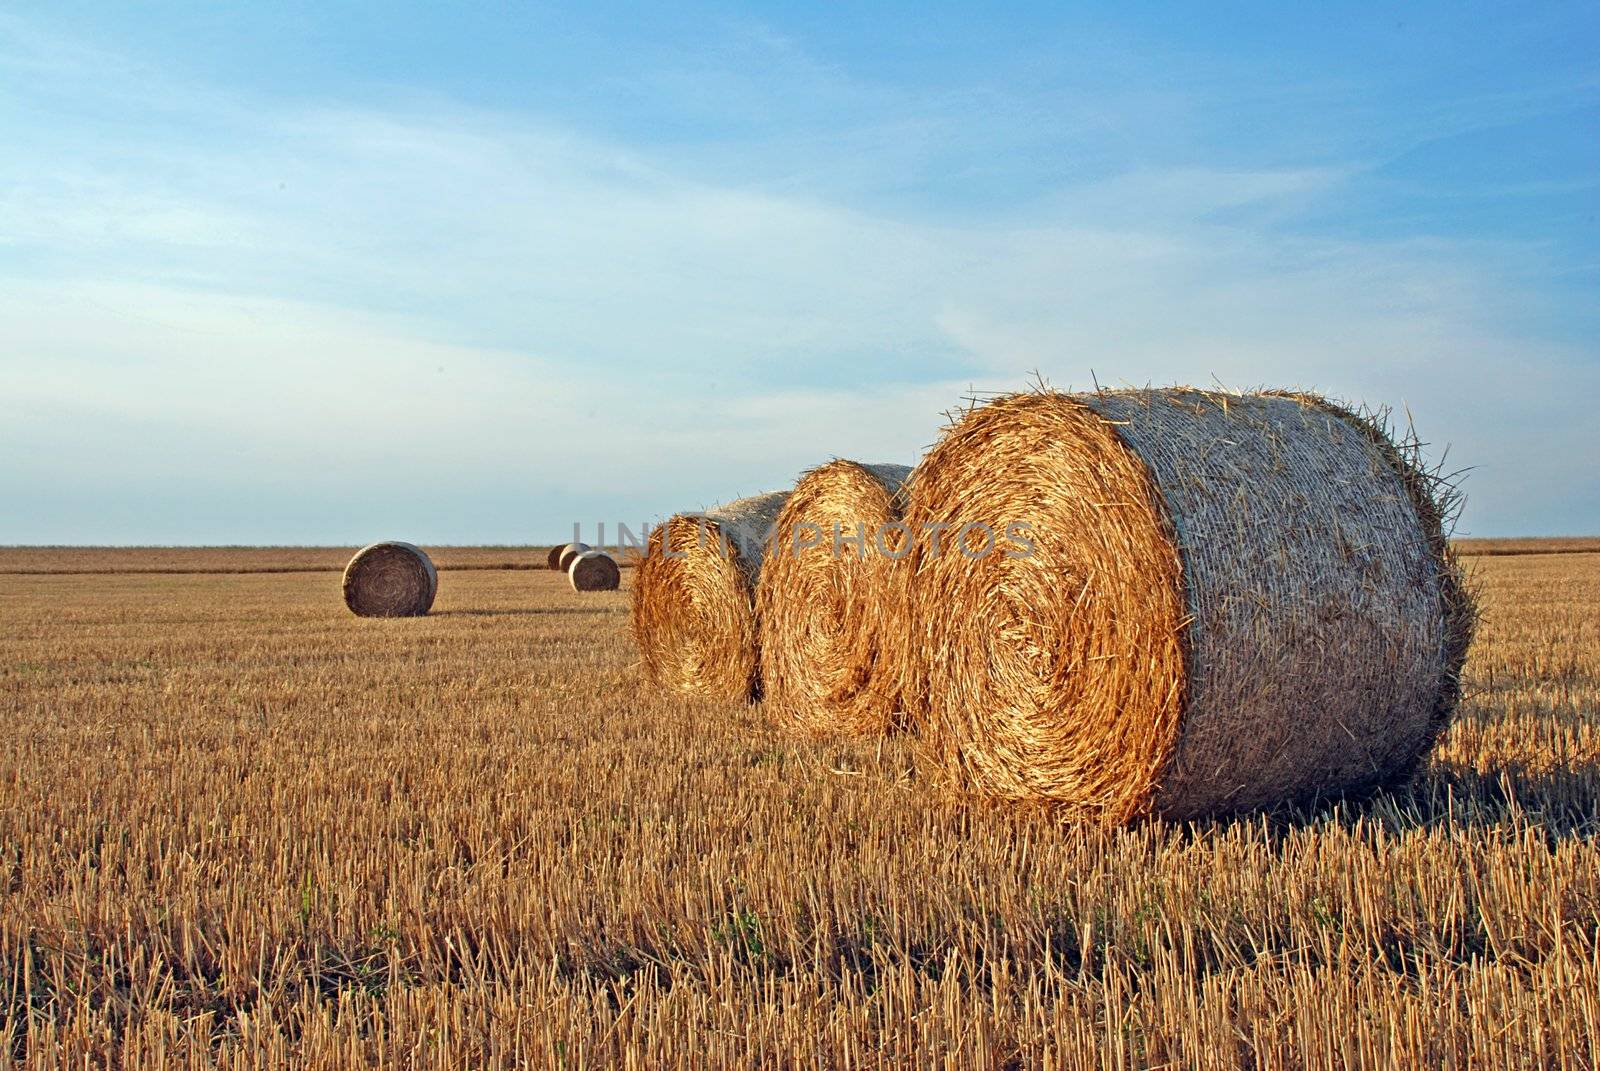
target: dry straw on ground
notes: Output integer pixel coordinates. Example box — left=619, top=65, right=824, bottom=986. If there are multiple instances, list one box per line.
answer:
left=902, top=387, right=1475, bottom=822
left=341, top=542, right=438, bottom=618
left=568, top=550, right=621, bottom=592
left=632, top=492, right=789, bottom=701
left=3, top=548, right=1595, bottom=1067
left=757, top=461, right=913, bottom=737
left=557, top=542, right=591, bottom=572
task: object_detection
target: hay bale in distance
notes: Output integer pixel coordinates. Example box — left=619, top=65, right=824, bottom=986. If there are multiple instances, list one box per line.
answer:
left=342, top=541, right=438, bottom=618
left=901, top=388, right=1473, bottom=822
left=757, top=461, right=913, bottom=737
left=545, top=544, right=567, bottom=570
left=631, top=491, right=789, bottom=702
left=569, top=550, right=621, bottom=592
left=557, top=542, right=591, bottom=573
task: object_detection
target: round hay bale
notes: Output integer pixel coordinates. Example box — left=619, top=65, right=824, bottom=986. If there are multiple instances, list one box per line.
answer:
left=568, top=549, right=621, bottom=592
left=556, top=542, right=591, bottom=573
left=342, top=541, right=438, bottom=618
left=757, top=461, right=914, bottom=737
left=902, top=388, right=1474, bottom=822
left=545, top=544, right=567, bottom=570
left=631, top=491, right=789, bottom=701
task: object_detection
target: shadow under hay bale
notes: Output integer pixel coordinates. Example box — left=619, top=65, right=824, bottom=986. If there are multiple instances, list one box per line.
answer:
left=342, top=542, right=438, bottom=618
left=557, top=542, right=591, bottom=573
left=758, top=461, right=913, bottom=738
left=569, top=549, right=621, bottom=592
left=631, top=491, right=789, bottom=702
left=901, top=387, right=1475, bottom=823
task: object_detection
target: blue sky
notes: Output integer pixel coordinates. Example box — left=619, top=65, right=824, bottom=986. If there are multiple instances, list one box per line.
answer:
left=1, top=2, right=1595, bottom=542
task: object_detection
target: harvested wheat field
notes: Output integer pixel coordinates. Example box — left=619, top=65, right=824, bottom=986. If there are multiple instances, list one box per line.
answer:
left=2, top=546, right=1599, bottom=1068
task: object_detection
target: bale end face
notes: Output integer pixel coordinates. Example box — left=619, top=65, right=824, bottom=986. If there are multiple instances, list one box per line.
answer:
left=569, top=550, right=621, bottom=592
left=902, top=395, right=1186, bottom=821
left=757, top=460, right=913, bottom=738
left=630, top=491, right=789, bottom=703
left=343, top=542, right=437, bottom=618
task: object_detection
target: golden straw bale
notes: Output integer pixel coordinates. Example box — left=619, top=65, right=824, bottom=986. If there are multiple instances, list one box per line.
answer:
left=631, top=492, right=789, bottom=702
left=341, top=542, right=438, bottom=618
left=568, top=550, right=621, bottom=592
left=557, top=542, right=591, bottom=572
left=757, top=461, right=913, bottom=737
left=901, top=388, right=1474, bottom=821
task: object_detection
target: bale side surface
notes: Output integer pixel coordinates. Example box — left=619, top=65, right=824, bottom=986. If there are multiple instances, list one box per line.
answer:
left=557, top=542, right=591, bottom=573
left=1083, top=389, right=1458, bottom=816
left=568, top=550, right=621, bottom=592
left=1268, top=390, right=1477, bottom=782
left=757, top=461, right=913, bottom=737
left=342, top=542, right=438, bottom=618
left=904, top=388, right=1468, bottom=821
left=631, top=491, right=789, bottom=701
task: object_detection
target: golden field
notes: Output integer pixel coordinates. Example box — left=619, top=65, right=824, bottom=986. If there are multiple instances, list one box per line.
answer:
left=1, top=545, right=1597, bottom=1068
left=0, top=546, right=608, bottom=575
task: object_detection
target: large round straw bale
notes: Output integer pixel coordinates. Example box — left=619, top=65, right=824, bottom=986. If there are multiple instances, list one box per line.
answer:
left=569, top=549, right=621, bottom=592
left=631, top=491, right=790, bottom=701
left=757, top=461, right=914, bottom=737
left=902, top=387, right=1473, bottom=822
left=545, top=544, right=567, bottom=570
left=342, top=541, right=438, bottom=618
left=557, top=542, right=591, bottom=572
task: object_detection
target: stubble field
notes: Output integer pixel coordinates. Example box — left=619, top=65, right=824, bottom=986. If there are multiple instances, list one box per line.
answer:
left=2, top=545, right=1598, bottom=1068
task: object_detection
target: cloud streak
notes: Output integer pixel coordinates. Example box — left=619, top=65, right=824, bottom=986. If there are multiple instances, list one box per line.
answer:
left=1, top=14, right=1594, bottom=541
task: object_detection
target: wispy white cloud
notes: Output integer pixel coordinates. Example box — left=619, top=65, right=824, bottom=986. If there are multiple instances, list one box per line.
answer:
left=1, top=14, right=1593, bottom=540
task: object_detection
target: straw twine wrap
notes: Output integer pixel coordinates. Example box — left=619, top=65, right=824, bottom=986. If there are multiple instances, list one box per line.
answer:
left=557, top=543, right=591, bottom=572
left=342, top=542, right=438, bottom=618
left=757, top=461, right=914, bottom=737
left=631, top=491, right=789, bottom=702
left=902, top=388, right=1473, bottom=822
left=568, top=550, right=621, bottom=592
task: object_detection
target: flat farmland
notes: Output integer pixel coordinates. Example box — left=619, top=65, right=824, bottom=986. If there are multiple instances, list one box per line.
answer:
left=0, top=546, right=573, bottom=574
left=2, top=548, right=1598, bottom=1068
